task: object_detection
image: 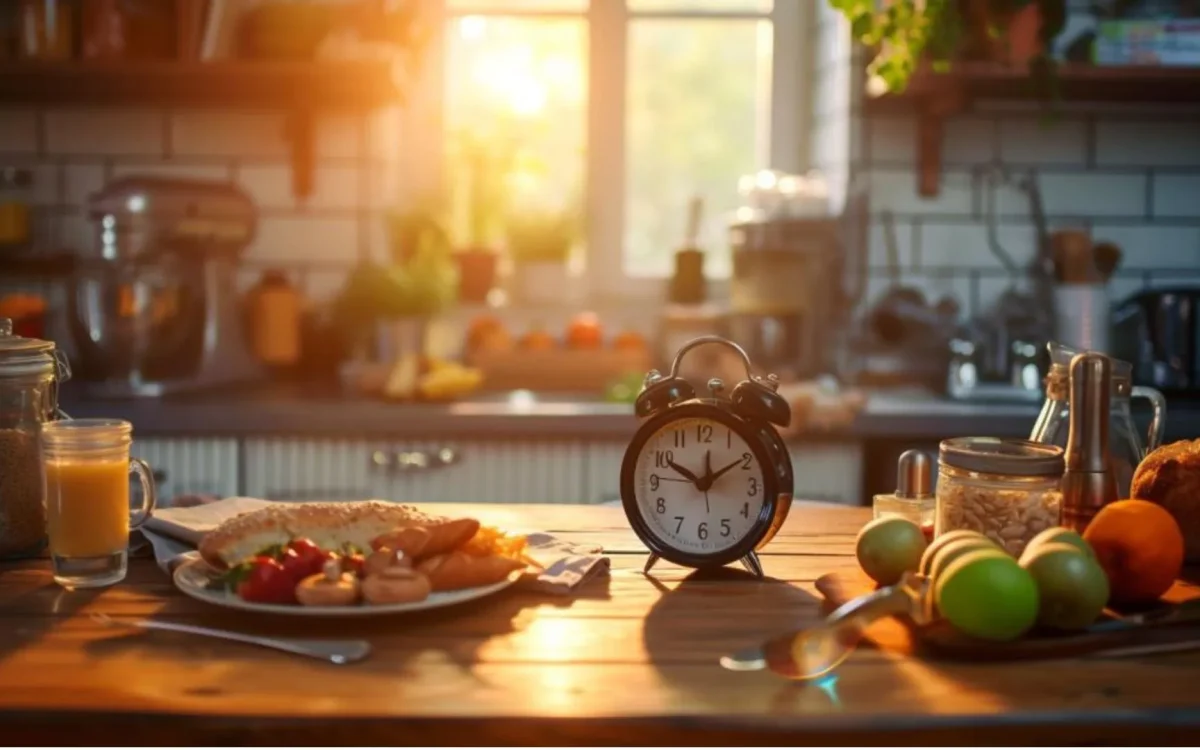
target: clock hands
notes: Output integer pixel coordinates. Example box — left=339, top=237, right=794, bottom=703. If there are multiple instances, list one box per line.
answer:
left=695, top=451, right=741, bottom=493
left=705, top=458, right=744, bottom=487
left=665, top=457, right=701, bottom=484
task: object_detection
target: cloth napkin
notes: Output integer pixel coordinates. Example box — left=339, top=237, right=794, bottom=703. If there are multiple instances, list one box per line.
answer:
left=136, top=497, right=611, bottom=596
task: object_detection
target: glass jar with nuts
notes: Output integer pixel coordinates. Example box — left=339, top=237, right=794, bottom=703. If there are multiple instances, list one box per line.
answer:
left=935, top=438, right=1066, bottom=557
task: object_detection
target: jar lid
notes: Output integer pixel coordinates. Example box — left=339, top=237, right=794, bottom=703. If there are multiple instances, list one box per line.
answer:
left=939, top=437, right=1065, bottom=477
left=0, top=317, right=58, bottom=377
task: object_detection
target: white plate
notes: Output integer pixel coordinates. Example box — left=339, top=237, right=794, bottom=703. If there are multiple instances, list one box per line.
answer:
left=172, top=557, right=523, bottom=617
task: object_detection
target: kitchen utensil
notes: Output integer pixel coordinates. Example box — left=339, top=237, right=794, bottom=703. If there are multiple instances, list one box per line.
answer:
left=91, top=612, right=371, bottom=664
left=1093, top=241, right=1122, bottom=282
left=622, top=336, right=793, bottom=578
left=1112, top=287, right=1200, bottom=397
left=1053, top=282, right=1111, bottom=353
left=173, top=557, right=523, bottom=617
left=1051, top=229, right=1098, bottom=284
left=722, top=570, right=1200, bottom=676
left=69, top=176, right=261, bottom=397
left=668, top=195, right=706, bottom=305
left=1030, top=341, right=1166, bottom=498
left=1060, top=352, right=1121, bottom=532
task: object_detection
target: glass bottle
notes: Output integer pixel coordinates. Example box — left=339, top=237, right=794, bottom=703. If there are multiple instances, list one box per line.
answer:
left=1029, top=341, right=1166, bottom=499
left=0, top=317, right=70, bottom=558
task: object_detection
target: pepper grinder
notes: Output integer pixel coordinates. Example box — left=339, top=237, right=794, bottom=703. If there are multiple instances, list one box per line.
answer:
left=1060, top=352, right=1120, bottom=532
left=873, top=450, right=935, bottom=540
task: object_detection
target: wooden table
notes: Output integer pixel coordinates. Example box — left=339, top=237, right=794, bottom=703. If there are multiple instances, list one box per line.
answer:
left=2, top=502, right=1200, bottom=745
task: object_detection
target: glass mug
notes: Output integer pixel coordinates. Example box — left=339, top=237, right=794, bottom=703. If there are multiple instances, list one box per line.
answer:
left=42, top=419, right=156, bottom=589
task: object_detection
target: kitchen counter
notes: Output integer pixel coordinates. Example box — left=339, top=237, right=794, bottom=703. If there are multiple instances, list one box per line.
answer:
left=58, top=384, right=1200, bottom=442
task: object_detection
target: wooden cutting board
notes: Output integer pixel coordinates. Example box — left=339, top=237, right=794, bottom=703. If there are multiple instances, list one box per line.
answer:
left=815, top=570, right=1200, bottom=662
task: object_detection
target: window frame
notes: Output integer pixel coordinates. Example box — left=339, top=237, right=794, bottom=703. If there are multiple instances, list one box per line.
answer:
left=412, top=1, right=813, bottom=305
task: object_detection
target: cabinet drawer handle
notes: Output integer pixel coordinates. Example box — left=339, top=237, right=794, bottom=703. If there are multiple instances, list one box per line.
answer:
left=371, top=448, right=461, bottom=474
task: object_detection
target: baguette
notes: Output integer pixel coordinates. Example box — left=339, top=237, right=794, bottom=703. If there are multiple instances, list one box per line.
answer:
left=417, top=550, right=527, bottom=591
left=198, top=500, right=437, bottom=569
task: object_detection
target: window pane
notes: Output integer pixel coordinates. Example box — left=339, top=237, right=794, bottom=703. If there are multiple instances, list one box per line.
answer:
left=629, top=0, right=773, bottom=11
left=444, top=17, right=587, bottom=253
left=625, top=19, right=771, bottom=278
left=447, top=0, right=586, bottom=11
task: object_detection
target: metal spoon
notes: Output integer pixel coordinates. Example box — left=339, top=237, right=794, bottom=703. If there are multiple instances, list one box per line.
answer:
left=91, top=613, right=372, bottom=664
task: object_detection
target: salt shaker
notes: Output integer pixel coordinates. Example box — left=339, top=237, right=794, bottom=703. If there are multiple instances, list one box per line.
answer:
left=1061, top=352, right=1120, bottom=532
left=874, top=449, right=936, bottom=540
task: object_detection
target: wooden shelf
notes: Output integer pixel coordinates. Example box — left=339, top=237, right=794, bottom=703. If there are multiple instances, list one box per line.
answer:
left=0, top=61, right=402, bottom=109
left=864, top=64, right=1200, bottom=196
left=0, top=61, right=403, bottom=200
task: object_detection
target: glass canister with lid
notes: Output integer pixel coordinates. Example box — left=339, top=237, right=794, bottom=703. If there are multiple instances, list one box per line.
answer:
left=935, top=437, right=1066, bottom=557
left=0, top=317, right=70, bottom=557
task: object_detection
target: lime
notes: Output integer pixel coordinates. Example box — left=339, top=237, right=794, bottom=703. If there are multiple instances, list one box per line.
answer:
left=1021, top=542, right=1110, bottom=631
left=1020, top=527, right=1094, bottom=565
left=856, top=516, right=928, bottom=586
left=927, top=536, right=1003, bottom=585
left=919, top=529, right=994, bottom=577
left=936, top=549, right=1039, bottom=641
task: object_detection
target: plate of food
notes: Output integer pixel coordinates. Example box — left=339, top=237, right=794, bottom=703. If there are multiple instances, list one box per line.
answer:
left=172, top=501, right=534, bottom=616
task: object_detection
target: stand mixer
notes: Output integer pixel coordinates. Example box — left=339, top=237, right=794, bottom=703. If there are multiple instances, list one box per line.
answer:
left=68, top=176, right=262, bottom=397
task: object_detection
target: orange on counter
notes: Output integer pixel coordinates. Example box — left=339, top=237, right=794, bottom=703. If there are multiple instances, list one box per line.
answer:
left=566, top=312, right=603, bottom=349
left=519, top=328, right=557, bottom=351
left=612, top=330, right=648, bottom=353
left=1083, top=498, right=1185, bottom=605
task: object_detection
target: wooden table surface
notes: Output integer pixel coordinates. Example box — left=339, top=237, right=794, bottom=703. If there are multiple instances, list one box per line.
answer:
left=2, top=501, right=1200, bottom=746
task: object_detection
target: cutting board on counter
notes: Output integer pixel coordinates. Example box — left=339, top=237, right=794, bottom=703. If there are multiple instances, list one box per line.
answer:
left=815, top=571, right=1200, bottom=662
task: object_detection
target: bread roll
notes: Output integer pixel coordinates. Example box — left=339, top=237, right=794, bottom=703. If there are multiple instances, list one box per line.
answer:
left=417, top=551, right=526, bottom=591
left=1131, top=439, right=1200, bottom=562
left=198, top=500, right=437, bottom=568
left=371, top=518, right=481, bottom=560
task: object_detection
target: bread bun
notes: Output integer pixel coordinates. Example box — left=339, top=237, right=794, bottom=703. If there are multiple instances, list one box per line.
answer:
left=198, top=500, right=435, bottom=568
left=1131, top=439, right=1200, bottom=562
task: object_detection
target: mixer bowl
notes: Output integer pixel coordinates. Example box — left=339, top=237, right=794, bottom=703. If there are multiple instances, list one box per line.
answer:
left=67, top=258, right=205, bottom=383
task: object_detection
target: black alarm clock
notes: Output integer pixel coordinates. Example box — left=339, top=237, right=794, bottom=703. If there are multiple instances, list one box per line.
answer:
left=620, top=336, right=794, bottom=578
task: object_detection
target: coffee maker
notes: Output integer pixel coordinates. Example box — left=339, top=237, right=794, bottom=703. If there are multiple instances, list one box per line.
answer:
left=68, top=176, right=261, bottom=397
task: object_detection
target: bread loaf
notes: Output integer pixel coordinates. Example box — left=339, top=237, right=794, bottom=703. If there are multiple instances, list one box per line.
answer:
left=198, top=500, right=437, bottom=568
left=1131, top=439, right=1200, bottom=563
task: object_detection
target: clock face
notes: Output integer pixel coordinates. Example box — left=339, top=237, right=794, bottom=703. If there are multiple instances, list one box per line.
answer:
left=632, top=416, right=768, bottom=556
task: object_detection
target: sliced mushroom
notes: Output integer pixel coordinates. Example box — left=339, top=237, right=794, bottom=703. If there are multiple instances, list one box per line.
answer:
left=295, top=559, right=361, bottom=607
left=361, top=566, right=432, bottom=605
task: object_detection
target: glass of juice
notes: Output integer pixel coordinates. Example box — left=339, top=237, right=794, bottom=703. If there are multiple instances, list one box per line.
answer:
left=42, top=419, right=156, bottom=589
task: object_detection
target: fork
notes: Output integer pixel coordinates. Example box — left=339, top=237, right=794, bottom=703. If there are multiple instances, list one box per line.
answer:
left=90, top=613, right=372, bottom=664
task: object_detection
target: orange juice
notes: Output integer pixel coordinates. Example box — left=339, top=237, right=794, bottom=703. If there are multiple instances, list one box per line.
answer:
left=45, top=458, right=130, bottom=558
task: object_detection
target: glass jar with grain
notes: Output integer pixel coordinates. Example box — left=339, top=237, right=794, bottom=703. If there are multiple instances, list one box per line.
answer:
left=0, top=317, right=69, bottom=558
left=934, top=437, right=1066, bottom=557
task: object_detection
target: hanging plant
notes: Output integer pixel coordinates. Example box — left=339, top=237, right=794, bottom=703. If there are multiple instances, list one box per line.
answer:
left=829, top=0, right=1068, bottom=96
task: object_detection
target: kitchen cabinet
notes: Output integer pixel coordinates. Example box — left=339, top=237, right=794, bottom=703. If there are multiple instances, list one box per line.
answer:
left=130, top=437, right=240, bottom=501
left=243, top=438, right=589, bottom=504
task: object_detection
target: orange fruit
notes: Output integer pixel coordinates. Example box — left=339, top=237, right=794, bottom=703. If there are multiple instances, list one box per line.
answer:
left=1082, top=499, right=1184, bottom=605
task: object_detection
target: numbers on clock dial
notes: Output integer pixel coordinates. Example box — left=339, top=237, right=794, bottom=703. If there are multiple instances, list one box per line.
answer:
left=635, top=417, right=767, bottom=554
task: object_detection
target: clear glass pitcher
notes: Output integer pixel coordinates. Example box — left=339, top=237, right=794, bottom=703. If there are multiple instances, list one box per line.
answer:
left=1029, top=342, right=1166, bottom=498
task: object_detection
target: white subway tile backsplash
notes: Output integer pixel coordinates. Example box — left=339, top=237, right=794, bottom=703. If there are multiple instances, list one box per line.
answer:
left=917, top=221, right=1038, bottom=269
left=1093, top=225, right=1200, bottom=268
left=246, top=215, right=360, bottom=265
left=365, top=107, right=403, bottom=162
left=238, top=164, right=361, bottom=212
left=0, top=108, right=38, bottom=154
left=1152, top=174, right=1200, bottom=218
left=1096, top=120, right=1200, bottom=167
left=866, top=217, right=914, bottom=268
left=1039, top=172, right=1147, bottom=217
left=44, top=212, right=91, bottom=254
left=869, top=169, right=973, bottom=215
left=998, top=117, right=1087, bottom=165
left=63, top=163, right=106, bottom=206
left=868, top=117, right=915, bottom=165
left=316, top=115, right=362, bottom=160
left=171, top=111, right=287, bottom=157
left=942, top=117, right=998, bottom=166
left=45, top=108, right=164, bottom=156
left=111, top=162, right=232, bottom=184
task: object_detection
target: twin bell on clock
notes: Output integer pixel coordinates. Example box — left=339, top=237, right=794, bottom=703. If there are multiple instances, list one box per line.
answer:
left=619, top=335, right=794, bottom=578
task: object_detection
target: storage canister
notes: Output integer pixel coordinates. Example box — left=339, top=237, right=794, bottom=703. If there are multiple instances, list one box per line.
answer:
left=935, top=437, right=1065, bottom=557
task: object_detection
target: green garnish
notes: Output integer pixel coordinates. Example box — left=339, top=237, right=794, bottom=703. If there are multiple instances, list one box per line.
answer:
left=207, top=562, right=254, bottom=592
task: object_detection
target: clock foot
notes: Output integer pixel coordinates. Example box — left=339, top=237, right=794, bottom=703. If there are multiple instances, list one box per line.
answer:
left=740, top=552, right=763, bottom=578
left=643, top=553, right=661, bottom=575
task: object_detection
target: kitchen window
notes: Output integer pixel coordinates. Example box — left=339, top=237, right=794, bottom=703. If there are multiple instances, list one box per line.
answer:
left=418, top=0, right=808, bottom=301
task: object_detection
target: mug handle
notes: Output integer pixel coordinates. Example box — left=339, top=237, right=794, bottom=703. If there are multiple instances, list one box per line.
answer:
left=129, top=458, right=158, bottom=530
left=1131, top=385, right=1167, bottom=454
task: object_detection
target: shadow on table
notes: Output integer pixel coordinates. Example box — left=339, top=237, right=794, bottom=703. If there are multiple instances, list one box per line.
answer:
left=0, top=581, right=104, bottom=663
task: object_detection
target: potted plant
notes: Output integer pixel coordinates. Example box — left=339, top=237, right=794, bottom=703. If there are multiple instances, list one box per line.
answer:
left=448, top=132, right=514, bottom=304
left=505, top=207, right=579, bottom=306
left=829, top=0, right=1068, bottom=95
